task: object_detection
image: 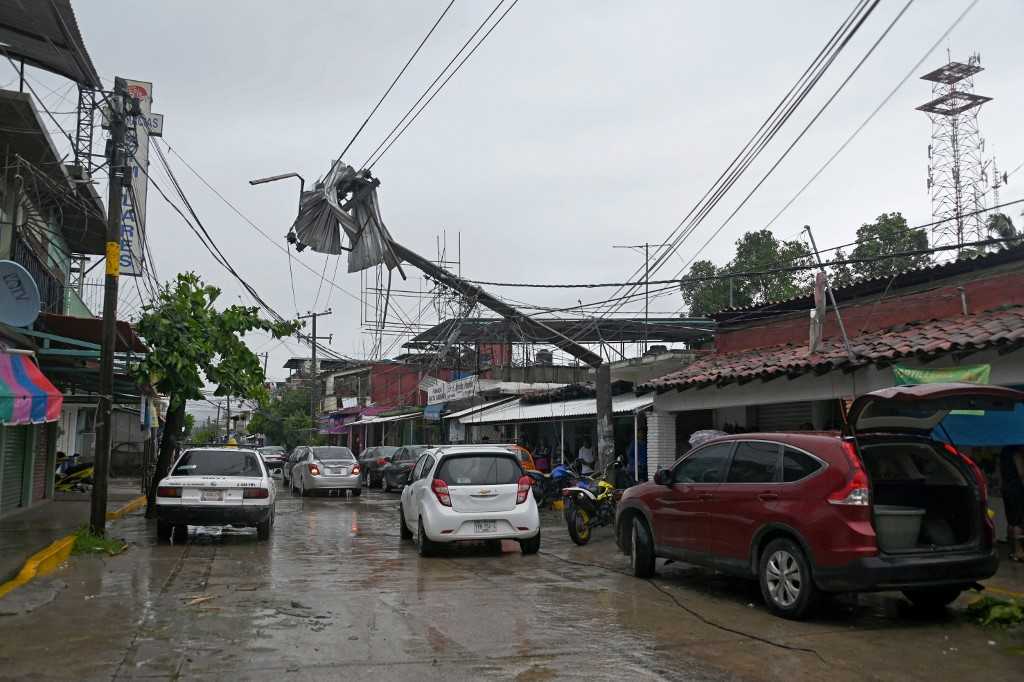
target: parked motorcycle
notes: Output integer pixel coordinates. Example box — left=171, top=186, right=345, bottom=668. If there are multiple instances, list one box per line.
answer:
left=561, top=459, right=627, bottom=546
left=527, top=461, right=578, bottom=508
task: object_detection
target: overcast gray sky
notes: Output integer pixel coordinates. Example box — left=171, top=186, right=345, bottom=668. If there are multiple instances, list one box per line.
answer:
left=56, top=0, right=1024, bottom=380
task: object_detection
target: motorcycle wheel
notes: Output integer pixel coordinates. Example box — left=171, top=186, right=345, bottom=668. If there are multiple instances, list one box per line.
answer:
left=567, top=507, right=591, bottom=546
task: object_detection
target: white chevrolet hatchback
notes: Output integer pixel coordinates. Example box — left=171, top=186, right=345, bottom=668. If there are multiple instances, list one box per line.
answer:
left=400, top=445, right=541, bottom=556
left=155, top=447, right=276, bottom=542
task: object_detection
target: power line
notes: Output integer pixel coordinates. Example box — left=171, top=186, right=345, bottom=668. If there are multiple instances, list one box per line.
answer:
left=337, top=0, right=456, bottom=161
left=360, top=0, right=511, bottom=170
left=763, top=0, right=981, bottom=232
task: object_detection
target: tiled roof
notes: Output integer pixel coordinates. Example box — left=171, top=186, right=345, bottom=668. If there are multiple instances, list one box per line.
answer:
left=640, top=305, right=1024, bottom=393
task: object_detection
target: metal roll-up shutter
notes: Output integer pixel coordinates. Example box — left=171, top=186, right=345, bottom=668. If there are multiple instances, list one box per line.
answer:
left=754, top=402, right=813, bottom=432
left=2, top=425, right=29, bottom=513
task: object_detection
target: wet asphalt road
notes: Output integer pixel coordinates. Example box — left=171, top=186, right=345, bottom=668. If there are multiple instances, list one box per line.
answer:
left=1, top=483, right=1022, bottom=681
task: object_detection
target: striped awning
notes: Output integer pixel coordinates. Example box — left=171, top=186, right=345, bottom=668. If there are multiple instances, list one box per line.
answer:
left=0, top=352, right=62, bottom=425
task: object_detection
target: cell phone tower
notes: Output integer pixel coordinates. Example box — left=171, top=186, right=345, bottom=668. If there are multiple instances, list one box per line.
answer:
left=917, top=53, right=992, bottom=254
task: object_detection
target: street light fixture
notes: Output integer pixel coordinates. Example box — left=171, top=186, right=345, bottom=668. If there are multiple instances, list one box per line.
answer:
left=249, top=172, right=306, bottom=194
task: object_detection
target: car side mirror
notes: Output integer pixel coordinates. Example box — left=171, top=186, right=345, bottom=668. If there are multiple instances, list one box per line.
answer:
left=653, top=469, right=672, bottom=486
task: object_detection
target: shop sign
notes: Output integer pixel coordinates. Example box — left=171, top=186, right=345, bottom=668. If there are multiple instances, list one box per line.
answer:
left=419, top=375, right=479, bottom=404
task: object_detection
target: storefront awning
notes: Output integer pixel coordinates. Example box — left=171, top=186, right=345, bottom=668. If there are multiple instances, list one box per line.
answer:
left=423, top=403, right=446, bottom=422
left=460, top=393, right=653, bottom=425
left=0, top=352, right=62, bottom=425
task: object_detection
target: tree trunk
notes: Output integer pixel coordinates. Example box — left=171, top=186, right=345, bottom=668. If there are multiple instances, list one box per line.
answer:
left=145, top=398, right=185, bottom=518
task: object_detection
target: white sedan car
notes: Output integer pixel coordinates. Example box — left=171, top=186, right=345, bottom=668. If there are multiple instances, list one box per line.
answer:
left=155, top=447, right=276, bottom=542
left=399, top=445, right=541, bottom=556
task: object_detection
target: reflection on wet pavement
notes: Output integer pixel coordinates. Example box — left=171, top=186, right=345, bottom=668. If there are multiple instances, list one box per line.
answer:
left=0, top=484, right=1021, bottom=680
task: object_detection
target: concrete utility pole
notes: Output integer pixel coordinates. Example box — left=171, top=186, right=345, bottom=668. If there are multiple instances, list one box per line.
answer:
left=389, top=242, right=616, bottom=469
left=298, top=309, right=332, bottom=440
left=90, top=79, right=134, bottom=535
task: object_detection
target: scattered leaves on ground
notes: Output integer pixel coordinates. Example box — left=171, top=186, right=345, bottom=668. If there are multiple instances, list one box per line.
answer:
left=966, top=596, right=1024, bottom=627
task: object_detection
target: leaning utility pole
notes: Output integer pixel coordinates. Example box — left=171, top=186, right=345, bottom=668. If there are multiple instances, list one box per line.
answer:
left=389, top=242, right=616, bottom=469
left=298, top=309, right=332, bottom=440
left=90, top=79, right=133, bottom=535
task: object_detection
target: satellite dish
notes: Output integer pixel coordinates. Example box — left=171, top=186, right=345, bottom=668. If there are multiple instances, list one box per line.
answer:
left=0, top=260, right=41, bottom=327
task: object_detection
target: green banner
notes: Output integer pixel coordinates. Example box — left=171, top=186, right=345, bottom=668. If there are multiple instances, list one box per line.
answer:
left=893, top=364, right=991, bottom=416
left=893, top=364, right=991, bottom=386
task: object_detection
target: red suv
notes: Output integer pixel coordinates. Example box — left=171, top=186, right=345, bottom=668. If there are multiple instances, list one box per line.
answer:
left=617, top=383, right=1022, bottom=619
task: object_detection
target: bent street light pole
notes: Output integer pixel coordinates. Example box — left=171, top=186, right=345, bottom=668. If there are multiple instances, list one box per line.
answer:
left=90, top=80, right=130, bottom=535
left=388, top=240, right=615, bottom=468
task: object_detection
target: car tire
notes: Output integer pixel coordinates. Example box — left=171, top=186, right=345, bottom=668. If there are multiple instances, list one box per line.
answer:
left=256, top=512, right=272, bottom=541
left=417, top=517, right=437, bottom=557
left=383, top=476, right=392, bottom=493
left=519, top=531, right=541, bottom=555
left=156, top=520, right=172, bottom=542
left=630, top=518, right=656, bottom=578
left=399, top=505, right=413, bottom=540
left=351, top=488, right=362, bottom=497
left=903, top=587, right=962, bottom=611
left=759, top=538, right=818, bottom=620
left=172, top=524, right=189, bottom=544
left=298, top=477, right=308, bottom=497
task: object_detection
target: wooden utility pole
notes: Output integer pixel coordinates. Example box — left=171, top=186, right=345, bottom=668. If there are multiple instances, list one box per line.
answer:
left=90, top=79, right=133, bottom=535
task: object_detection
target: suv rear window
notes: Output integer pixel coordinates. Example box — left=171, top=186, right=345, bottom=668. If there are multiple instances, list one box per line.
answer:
left=437, top=454, right=522, bottom=486
left=174, top=450, right=263, bottom=477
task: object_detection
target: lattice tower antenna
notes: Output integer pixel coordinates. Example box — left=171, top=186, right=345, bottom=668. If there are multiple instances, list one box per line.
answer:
left=917, top=52, right=992, bottom=255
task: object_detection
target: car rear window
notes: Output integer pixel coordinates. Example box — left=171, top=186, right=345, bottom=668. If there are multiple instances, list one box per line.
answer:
left=314, top=447, right=354, bottom=461
left=782, top=447, right=823, bottom=482
left=436, top=454, right=522, bottom=486
left=174, top=450, right=263, bottom=477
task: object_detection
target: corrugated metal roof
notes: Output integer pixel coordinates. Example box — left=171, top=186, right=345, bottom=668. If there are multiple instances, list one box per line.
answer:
left=460, top=393, right=653, bottom=425
left=347, top=411, right=421, bottom=426
left=443, top=397, right=517, bottom=421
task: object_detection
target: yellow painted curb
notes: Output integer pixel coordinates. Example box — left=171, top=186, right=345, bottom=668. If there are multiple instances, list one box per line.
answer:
left=106, top=495, right=147, bottom=521
left=0, top=495, right=147, bottom=600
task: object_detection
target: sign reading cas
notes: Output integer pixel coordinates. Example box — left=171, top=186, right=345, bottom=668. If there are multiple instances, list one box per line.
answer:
left=419, top=375, right=479, bottom=405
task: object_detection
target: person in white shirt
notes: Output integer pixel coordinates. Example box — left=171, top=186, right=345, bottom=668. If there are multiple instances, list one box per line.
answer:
left=577, top=437, right=595, bottom=475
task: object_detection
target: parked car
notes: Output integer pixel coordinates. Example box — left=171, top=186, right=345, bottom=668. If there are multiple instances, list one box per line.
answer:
left=289, top=446, right=361, bottom=497
left=258, top=446, right=287, bottom=475
left=358, top=445, right=400, bottom=487
left=154, top=447, right=276, bottom=541
left=616, top=383, right=1022, bottom=620
left=399, top=445, right=541, bottom=556
left=381, top=445, right=431, bottom=492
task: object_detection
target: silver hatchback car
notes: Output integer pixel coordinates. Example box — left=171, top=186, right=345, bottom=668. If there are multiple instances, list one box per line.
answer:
left=289, top=446, right=361, bottom=497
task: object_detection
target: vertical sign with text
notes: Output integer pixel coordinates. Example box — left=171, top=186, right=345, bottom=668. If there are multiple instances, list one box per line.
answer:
left=116, top=78, right=161, bottom=277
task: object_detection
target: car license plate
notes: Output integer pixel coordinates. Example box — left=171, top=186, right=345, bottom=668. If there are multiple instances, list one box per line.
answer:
left=331, top=467, right=348, bottom=476
left=201, top=489, right=222, bottom=501
left=474, top=520, right=496, bottom=533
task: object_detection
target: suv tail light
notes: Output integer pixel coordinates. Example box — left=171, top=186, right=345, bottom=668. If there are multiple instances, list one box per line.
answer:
left=516, top=475, right=532, bottom=504
left=376, top=458, right=386, bottom=465
left=828, top=440, right=870, bottom=506
left=308, top=463, right=321, bottom=476
left=431, top=479, right=451, bottom=507
left=243, top=487, right=270, bottom=499
left=157, top=486, right=181, bottom=498
left=352, top=464, right=361, bottom=475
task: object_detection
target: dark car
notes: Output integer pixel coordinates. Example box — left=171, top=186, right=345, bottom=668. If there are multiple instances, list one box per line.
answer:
left=616, top=383, right=1022, bottom=620
left=380, top=445, right=431, bottom=492
left=358, top=446, right=399, bottom=488
left=258, top=446, right=287, bottom=474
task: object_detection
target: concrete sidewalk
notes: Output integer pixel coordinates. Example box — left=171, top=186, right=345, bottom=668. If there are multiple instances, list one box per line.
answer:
left=0, top=480, right=143, bottom=582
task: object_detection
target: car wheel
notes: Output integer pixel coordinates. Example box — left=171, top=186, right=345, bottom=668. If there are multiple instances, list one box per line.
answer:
left=351, top=488, right=362, bottom=497
left=519, top=531, right=541, bottom=555
left=903, top=587, right=962, bottom=611
left=399, top=505, right=413, bottom=540
left=156, top=520, right=172, bottom=542
left=567, top=507, right=591, bottom=546
left=171, top=524, right=189, bottom=544
left=417, top=517, right=437, bottom=557
left=383, top=475, right=392, bottom=493
left=630, top=518, right=656, bottom=578
left=298, top=477, right=308, bottom=497
left=256, top=512, right=272, bottom=541
left=759, top=538, right=818, bottom=620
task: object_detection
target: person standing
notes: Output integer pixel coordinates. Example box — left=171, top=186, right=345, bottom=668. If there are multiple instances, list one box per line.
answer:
left=626, top=433, right=648, bottom=483
left=1000, top=445, right=1024, bottom=561
left=577, top=437, right=595, bottom=475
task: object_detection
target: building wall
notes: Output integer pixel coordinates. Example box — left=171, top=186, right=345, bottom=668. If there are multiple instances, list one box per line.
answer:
left=717, top=270, right=1024, bottom=354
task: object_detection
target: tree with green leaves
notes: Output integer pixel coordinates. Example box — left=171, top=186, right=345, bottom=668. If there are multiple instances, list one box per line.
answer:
left=134, top=273, right=299, bottom=517
left=848, top=212, right=930, bottom=280
left=247, top=384, right=320, bottom=451
left=680, top=229, right=811, bottom=316
left=986, top=212, right=1019, bottom=249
